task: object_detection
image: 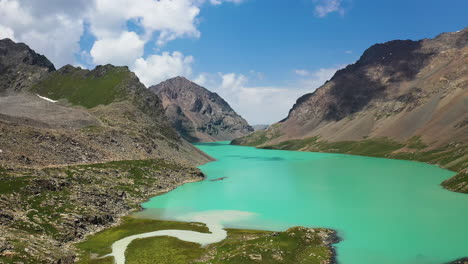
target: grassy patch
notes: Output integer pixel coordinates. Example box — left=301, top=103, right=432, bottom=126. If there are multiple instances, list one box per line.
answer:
left=32, top=67, right=129, bottom=108
left=441, top=172, right=468, bottom=193
left=233, top=124, right=283, bottom=147
left=406, top=136, right=428, bottom=150
left=196, top=227, right=333, bottom=264
left=83, top=222, right=336, bottom=264
left=126, top=236, right=205, bottom=264
left=265, top=137, right=404, bottom=158
left=76, top=217, right=209, bottom=263
left=262, top=135, right=467, bottom=193
left=0, top=176, right=30, bottom=194
left=80, top=125, right=105, bottom=133
left=235, top=130, right=269, bottom=146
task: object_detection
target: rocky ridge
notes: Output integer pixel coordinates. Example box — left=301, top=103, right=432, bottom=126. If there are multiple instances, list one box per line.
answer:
left=0, top=38, right=55, bottom=95
left=150, top=77, right=253, bottom=142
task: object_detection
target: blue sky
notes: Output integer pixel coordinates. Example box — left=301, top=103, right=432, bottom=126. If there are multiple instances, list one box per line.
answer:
left=0, top=0, right=467, bottom=124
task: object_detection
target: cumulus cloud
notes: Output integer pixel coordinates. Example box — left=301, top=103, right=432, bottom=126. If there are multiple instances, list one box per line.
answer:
left=0, top=0, right=204, bottom=67
left=314, top=0, right=344, bottom=18
left=0, top=24, right=15, bottom=40
left=195, top=66, right=343, bottom=124
left=294, top=69, right=310, bottom=76
left=0, top=0, right=86, bottom=67
left=210, top=0, right=244, bottom=5
left=133, top=51, right=194, bottom=87
left=90, top=31, right=145, bottom=66
left=88, top=0, right=201, bottom=46
left=298, top=66, right=341, bottom=88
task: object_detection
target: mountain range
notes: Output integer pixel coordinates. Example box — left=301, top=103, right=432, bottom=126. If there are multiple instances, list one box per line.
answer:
left=233, top=28, right=468, bottom=193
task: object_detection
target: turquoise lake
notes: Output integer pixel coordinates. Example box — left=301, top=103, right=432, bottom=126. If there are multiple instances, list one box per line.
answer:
left=139, top=141, right=468, bottom=264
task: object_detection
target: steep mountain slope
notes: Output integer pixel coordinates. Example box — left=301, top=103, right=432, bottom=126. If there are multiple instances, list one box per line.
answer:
left=150, top=77, right=253, bottom=142
left=233, top=28, right=468, bottom=193
left=0, top=38, right=55, bottom=94
left=0, top=39, right=212, bottom=263
left=0, top=64, right=211, bottom=168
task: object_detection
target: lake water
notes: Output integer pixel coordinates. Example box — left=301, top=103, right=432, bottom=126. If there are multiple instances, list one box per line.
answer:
left=138, top=141, right=468, bottom=264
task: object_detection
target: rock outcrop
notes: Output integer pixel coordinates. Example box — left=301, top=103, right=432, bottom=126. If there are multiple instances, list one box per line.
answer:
left=0, top=38, right=55, bottom=94
left=150, top=77, right=253, bottom=142
left=233, top=28, right=468, bottom=193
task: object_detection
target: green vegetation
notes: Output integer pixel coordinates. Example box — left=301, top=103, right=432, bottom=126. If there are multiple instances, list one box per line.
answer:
left=195, top=227, right=334, bottom=264
left=0, top=158, right=202, bottom=263
left=261, top=136, right=467, bottom=193
left=265, top=137, right=405, bottom=158
left=126, top=236, right=205, bottom=264
left=234, top=124, right=283, bottom=147
left=78, top=219, right=335, bottom=264
left=32, top=67, right=129, bottom=108
left=80, top=125, right=105, bottom=133
left=241, top=130, right=270, bottom=146
left=441, top=172, right=468, bottom=193
left=0, top=176, right=30, bottom=194
left=406, top=136, right=428, bottom=150
left=76, top=217, right=209, bottom=263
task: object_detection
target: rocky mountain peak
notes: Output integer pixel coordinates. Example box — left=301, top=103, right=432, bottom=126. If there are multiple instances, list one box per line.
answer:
left=0, top=38, right=55, bottom=72
left=150, top=77, right=253, bottom=142
left=0, top=38, right=56, bottom=94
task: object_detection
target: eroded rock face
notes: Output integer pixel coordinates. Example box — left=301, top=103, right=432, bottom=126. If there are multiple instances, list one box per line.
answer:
left=0, top=38, right=55, bottom=94
left=150, top=77, right=253, bottom=142
left=236, top=28, right=468, bottom=150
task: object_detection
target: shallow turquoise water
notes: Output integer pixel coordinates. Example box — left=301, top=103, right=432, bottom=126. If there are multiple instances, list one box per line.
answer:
left=140, top=141, right=468, bottom=264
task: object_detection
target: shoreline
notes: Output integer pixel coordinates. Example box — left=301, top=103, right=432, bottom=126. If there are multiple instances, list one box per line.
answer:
left=78, top=218, right=340, bottom=264
left=74, top=163, right=341, bottom=264
left=71, top=176, right=206, bottom=260
left=236, top=142, right=466, bottom=194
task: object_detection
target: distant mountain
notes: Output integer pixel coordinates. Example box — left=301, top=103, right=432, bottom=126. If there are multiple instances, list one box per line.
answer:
left=150, top=76, right=253, bottom=142
left=252, top=124, right=270, bottom=131
left=233, top=28, right=468, bottom=193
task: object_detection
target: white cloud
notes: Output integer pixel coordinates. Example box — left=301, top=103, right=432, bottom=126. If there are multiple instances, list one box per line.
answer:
left=132, top=51, right=194, bottom=87
left=88, top=0, right=201, bottom=46
left=314, top=0, right=344, bottom=18
left=0, top=0, right=86, bottom=67
left=194, top=73, right=208, bottom=86
left=90, top=31, right=145, bottom=66
left=345, top=50, right=352, bottom=54
left=298, top=66, right=341, bottom=88
left=194, top=66, right=343, bottom=124
left=210, top=0, right=244, bottom=5
left=0, top=0, right=205, bottom=67
left=294, top=69, right=310, bottom=76
left=0, top=24, right=15, bottom=40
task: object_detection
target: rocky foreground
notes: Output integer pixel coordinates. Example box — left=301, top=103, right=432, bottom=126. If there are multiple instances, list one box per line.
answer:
left=0, top=160, right=204, bottom=263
